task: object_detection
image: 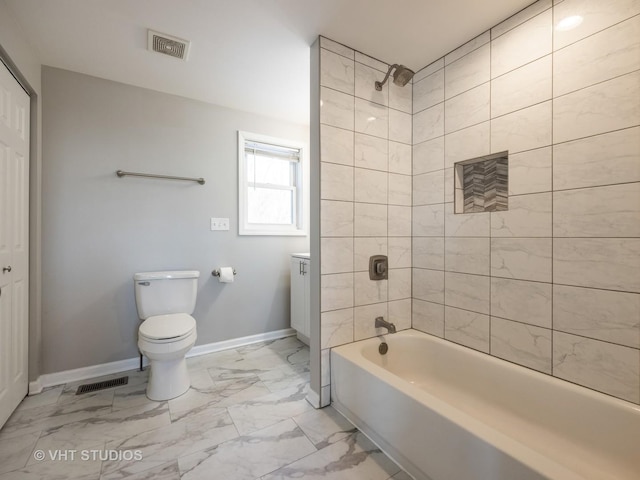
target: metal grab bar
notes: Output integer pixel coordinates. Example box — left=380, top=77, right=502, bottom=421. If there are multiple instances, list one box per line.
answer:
left=116, top=170, right=205, bottom=185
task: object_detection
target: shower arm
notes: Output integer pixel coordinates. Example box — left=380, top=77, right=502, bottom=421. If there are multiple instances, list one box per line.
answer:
left=375, top=64, right=400, bottom=91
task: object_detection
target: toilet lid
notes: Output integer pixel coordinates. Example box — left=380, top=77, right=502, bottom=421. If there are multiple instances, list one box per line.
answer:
left=139, top=314, right=196, bottom=340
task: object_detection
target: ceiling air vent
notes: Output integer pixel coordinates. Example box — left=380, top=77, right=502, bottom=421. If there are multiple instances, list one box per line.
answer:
left=147, top=29, right=190, bottom=60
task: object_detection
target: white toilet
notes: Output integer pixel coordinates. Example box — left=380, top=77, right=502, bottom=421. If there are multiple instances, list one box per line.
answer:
left=134, top=270, right=200, bottom=401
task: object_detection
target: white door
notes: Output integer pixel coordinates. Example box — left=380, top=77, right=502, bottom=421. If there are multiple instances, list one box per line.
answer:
left=0, top=60, right=29, bottom=428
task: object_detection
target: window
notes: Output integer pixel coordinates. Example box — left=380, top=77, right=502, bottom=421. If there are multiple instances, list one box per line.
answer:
left=238, top=131, right=307, bottom=235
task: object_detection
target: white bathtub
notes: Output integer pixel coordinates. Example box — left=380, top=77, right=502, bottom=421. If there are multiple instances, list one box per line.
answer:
left=331, top=329, right=640, bottom=480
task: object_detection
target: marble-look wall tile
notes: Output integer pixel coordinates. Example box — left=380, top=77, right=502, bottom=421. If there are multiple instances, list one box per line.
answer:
left=491, top=101, right=552, bottom=154
left=444, top=122, right=490, bottom=169
left=355, top=168, right=388, bottom=204
left=388, top=205, right=412, bottom=236
left=445, top=238, right=490, bottom=275
left=389, top=268, right=412, bottom=301
left=355, top=98, right=388, bottom=139
left=553, top=71, right=640, bottom=144
left=445, top=272, right=490, bottom=314
left=388, top=299, right=412, bottom=331
left=445, top=83, right=490, bottom=134
left=321, top=48, right=355, bottom=95
left=492, top=0, right=552, bottom=39
left=321, top=273, right=354, bottom=312
left=554, top=16, right=640, bottom=97
left=389, top=109, right=412, bottom=144
left=413, top=137, right=444, bottom=175
left=354, top=203, right=387, bottom=236
left=354, top=237, right=387, bottom=272
left=355, top=52, right=387, bottom=72
left=553, top=0, right=640, bottom=50
left=553, top=127, right=640, bottom=190
left=412, top=299, right=445, bottom=337
left=553, top=183, right=640, bottom=237
left=491, top=277, right=552, bottom=328
left=388, top=237, right=412, bottom=269
left=389, top=141, right=412, bottom=175
left=413, top=170, right=444, bottom=206
left=321, top=308, right=354, bottom=348
left=413, top=103, right=444, bottom=144
left=413, top=69, right=445, bottom=113
left=354, top=133, right=387, bottom=171
left=445, top=44, right=490, bottom=100
left=413, top=204, right=445, bottom=236
left=321, top=162, right=353, bottom=201
left=388, top=174, right=412, bottom=206
left=413, top=237, right=444, bottom=270
left=355, top=62, right=388, bottom=106
left=445, top=31, right=490, bottom=66
left=413, top=268, right=445, bottom=304
left=445, top=307, right=490, bottom=353
left=321, top=200, right=353, bottom=237
left=554, top=285, right=640, bottom=348
left=553, top=331, right=640, bottom=403
left=491, top=317, right=552, bottom=374
left=445, top=203, right=490, bottom=237
left=444, top=168, right=454, bottom=203
left=491, top=55, right=552, bottom=118
left=321, top=87, right=354, bottom=130
left=414, top=58, right=444, bottom=83
left=491, top=192, right=552, bottom=237
left=491, top=238, right=552, bottom=282
left=354, top=303, right=388, bottom=341
left=321, top=125, right=353, bottom=166
left=508, top=147, right=552, bottom=195
left=354, top=272, right=387, bottom=306
left=389, top=82, right=412, bottom=114
left=553, top=238, right=640, bottom=292
left=321, top=238, right=354, bottom=274
left=320, top=37, right=354, bottom=59
left=491, top=9, right=552, bottom=78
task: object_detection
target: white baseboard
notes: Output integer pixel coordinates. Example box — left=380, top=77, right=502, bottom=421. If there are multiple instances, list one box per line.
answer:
left=31, top=328, right=296, bottom=392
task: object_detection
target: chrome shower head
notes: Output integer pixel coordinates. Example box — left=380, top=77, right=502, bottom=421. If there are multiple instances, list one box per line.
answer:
left=375, top=64, right=415, bottom=91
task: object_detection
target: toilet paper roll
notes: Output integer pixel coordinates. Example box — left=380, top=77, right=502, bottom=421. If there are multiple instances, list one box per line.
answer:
left=217, top=267, right=235, bottom=283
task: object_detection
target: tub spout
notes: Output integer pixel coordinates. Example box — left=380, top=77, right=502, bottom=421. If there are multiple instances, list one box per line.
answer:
left=375, top=316, right=396, bottom=334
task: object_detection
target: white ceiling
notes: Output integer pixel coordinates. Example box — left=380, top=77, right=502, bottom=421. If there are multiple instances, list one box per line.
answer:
left=6, top=0, right=533, bottom=125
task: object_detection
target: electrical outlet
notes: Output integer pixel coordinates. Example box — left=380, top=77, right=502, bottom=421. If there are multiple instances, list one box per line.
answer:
left=210, top=217, right=230, bottom=231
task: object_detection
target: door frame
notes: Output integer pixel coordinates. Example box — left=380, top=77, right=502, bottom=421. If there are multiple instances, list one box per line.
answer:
left=0, top=42, right=41, bottom=395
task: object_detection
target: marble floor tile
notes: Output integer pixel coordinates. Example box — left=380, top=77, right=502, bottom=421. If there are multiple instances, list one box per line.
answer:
left=0, top=431, right=40, bottom=474
left=292, top=405, right=356, bottom=449
left=16, top=386, right=64, bottom=411
left=102, top=461, right=181, bottom=480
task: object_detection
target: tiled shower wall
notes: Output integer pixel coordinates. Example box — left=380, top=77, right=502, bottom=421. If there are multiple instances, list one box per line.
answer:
left=411, top=0, right=640, bottom=404
left=317, top=37, right=413, bottom=405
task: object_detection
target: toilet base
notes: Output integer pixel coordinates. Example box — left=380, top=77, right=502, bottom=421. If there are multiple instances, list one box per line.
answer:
left=146, top=356, right=191, bottom=401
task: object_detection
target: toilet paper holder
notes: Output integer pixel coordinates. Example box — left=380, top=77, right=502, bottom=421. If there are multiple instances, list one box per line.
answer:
left=212, top=268, right=237, bottom=277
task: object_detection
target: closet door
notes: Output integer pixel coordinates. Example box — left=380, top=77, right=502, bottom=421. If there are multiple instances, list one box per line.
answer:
left=0, top=60, right=30, bottom=428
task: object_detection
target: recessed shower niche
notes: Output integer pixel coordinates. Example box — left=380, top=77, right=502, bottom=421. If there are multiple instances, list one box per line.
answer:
left=454, top=151, right=508, bottom=214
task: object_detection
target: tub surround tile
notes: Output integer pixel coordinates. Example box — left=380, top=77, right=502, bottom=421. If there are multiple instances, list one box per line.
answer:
left=389, top=268, right=412, bottom=301
left=354, top=203, right=387, bottom=236
left=389, top=141, right=412, bottom=175
left=355, top=62, right=388, bottom=106
left=390, top=82, right=412, bottom=114
left=491, top=238, right=552, bottom=283
left=321, top=125, right=354, bottom=166
left=388, top=237, right=412, bottom=269
left=413, top=204, right=445, bottom=237
left=491, top=9, right=552, bottom=78
left=355, top=133, right=387, bottom=171
left=413, top=103, right=444, bottom=144
left=321, top=273, right=354, bottom=312
left=444, top=122, right=490, bottom=169
left=413, top=69, right=445, bottom=113
left=354, top=237, right=387, bottom=272
left=508, top=147, right=552, bottom=195
left=554, top=285, right=640, bottom=348
left=553, top=127, right=640, bottom=191
left=413, top=237, right=445, bottom=270
left=355, top=99, right=389, bottom=139
left=389, top=174, right=412, bottom=206
left=414, top=59, right=444, bottom=83
left=320, top=238, right=354, bottom=274
left=389, top=299, right=412, bottom=331
left=553, top=183, right=640, bottom=237
left=491, top=317, right=552, bottom=374
left=445, top=203, right=490, bottom=237
left=320, top=87, right=354, bottom=130
left=389, top=109, right=412, bottom=144
left=413, top=136, right=444, bottom=175
left=321, top=200, right=353, bottom=237
left=388, top=206, right=412, bottom=237
left=491, top=277, right=552, bottom=329
left=491, top=193, right=552, bottom=237
left=444, top=44, right=490, bottom=100
left=445, top=307, right=490, bottom=353
left=354, top=272, right=387, bottom=306
left=553, top=332, right=640, bottom=404
left=413, top=268, right=445, bottom=304
left=491, top=101, right=552, bottom=154
left=355, top=168, right=388, bottom=204
left=445, top=238, right=490, bottom=276
left=320, top=48, right=355, bottom=95
left=320, top=37, right=354, bottom=59
left=413, top=170, right=445, bottom=206
left=445, top=83, right=490, bottom=134
left=491, top=0, right=552, bottom=39
left=321, top=163, right=353, bottom=201
left=354, top=302, right=389, bottom=340
left=553, top=239, right=640, bottom=292
left=412, top=300, right=445, bottom=337
left=553, top=71, right=640, bottom=144
left=355, top=52, right=387, bottom=73
left=445, top=31, right=490, bottom=66
left=445, top=272, right=490, bottom=314
left=491, top=55, right=552, bottom=118
left=553, top=15, right=640, bottom=97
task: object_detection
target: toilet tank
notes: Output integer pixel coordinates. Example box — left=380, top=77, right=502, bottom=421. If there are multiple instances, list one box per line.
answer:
left=134, top=270, right=200, bottom=319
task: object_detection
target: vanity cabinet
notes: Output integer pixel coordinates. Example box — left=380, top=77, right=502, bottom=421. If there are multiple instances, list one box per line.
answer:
left=290, top=254, right=310, bottom=344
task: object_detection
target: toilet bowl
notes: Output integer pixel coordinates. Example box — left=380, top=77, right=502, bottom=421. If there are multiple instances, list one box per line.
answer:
left=134, top=271, right=200, bottom=401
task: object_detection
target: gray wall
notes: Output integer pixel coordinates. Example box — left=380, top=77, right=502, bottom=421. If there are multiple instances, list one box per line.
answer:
left=42, top=67, right=309, bottom=374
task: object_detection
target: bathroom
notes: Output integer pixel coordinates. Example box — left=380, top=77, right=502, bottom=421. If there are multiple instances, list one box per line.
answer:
left=1, top=0, right=639, bottom=478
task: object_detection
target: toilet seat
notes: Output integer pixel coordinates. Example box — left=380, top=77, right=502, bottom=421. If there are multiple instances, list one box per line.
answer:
left=139, top=313, right=196, bottom=343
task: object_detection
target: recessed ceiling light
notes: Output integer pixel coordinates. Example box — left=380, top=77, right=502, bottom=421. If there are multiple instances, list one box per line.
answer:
left=556, top=15, right=583, bottom=31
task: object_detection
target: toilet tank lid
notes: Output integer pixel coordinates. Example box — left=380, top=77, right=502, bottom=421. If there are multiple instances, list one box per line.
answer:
left=134, top=270, right=200, bottom=281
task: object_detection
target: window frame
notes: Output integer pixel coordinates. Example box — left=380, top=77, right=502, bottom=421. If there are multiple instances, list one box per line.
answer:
left=238, top=130, right=308, bottom=236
